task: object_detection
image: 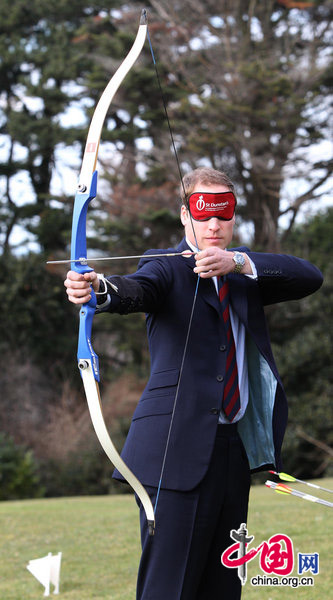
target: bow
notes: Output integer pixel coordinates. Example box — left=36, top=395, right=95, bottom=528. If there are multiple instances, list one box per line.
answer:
left=70, top=9, right=154, bottom=536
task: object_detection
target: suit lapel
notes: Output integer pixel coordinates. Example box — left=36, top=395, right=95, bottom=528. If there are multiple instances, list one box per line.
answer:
left=200, top=273, right=250, bottom=323
left=228, top=273, right=249, bottom=326
left=200, top=277, right=221, bottom=314
left=177, top=238, right=221, bottom=315
left=177, top=238, right=196, bottom=269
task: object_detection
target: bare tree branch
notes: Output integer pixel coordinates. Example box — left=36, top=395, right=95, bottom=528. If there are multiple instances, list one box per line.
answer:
left=296, top=427, right=333, bottom=458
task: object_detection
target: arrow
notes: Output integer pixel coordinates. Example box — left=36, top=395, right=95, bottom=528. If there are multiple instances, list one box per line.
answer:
left=269, top=470, right=333, bottom=494
left=265, top=480, right=333, bottom=508
left=46, top=251, right=195, bottom=265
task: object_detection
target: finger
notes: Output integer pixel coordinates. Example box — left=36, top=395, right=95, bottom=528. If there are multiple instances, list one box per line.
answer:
left=66, top=288, right=92, bottom=304
left=67, top=294, right=92, bottom=305
left=66, top=270, right=86, bottom=281
left=82, top=271, right=100, bottom=293
left=195, top=249, right=213, bottom=262
left=194, top=257, right=221, bottom=272
left=83, top=271, right=97, bottom=282
left=195, top=255, right=210, bottom=266
left=64, top=277, right=92, bottom=290
left=195, top=252, right=211, bottom=264
left=194, top=267, right=219, bottom=278
left=195, top=248, right=222, bottom=265
left=66, top=283, right=92, bottom=297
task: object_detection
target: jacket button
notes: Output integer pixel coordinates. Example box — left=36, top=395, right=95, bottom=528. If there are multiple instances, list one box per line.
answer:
left=210, top=408, right=219, bottom=415
left=217, top=375, right=224, bottom=382
left=219, top=345, right=226, bottom=351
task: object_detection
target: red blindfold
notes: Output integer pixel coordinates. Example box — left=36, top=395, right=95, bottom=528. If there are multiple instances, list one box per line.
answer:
left=188, top=192, right=236, bottom=221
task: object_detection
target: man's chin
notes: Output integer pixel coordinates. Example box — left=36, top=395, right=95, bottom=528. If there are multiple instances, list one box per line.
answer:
left=204, top=239, right=226, bottom=248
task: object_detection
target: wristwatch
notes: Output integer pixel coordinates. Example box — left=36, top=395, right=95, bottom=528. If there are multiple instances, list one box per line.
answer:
left=232, top=251, right=245, bottom=274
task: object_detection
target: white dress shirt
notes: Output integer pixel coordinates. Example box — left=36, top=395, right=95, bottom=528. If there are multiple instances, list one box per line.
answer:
left=185, top=239, right=257, bottom=424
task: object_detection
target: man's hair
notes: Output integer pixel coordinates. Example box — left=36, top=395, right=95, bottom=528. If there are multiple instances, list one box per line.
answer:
left=180, top=167, right=236, bottom=208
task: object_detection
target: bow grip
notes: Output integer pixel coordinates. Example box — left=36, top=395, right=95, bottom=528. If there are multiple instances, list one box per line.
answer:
left=71, top=170, right=100, bottom=382
left=71, top=170, right=98, bottom=275
left=77, top=299, right=100, bottom=382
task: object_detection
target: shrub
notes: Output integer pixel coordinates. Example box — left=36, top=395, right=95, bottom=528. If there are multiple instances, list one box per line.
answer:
left=0, top=433, right=44, bottom=500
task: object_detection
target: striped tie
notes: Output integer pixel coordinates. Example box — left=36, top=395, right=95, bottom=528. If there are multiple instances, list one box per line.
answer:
left=218, top=276, right=241, bottom=422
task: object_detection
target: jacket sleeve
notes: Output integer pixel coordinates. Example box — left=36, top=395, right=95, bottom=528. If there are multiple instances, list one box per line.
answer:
left=247, top=251, right=323, bottom=306
left=96, top=251, right=175, bottom=314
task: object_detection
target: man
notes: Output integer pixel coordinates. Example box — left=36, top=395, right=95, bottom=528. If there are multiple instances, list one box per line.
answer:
left=65, top=167, right=323, bottom=599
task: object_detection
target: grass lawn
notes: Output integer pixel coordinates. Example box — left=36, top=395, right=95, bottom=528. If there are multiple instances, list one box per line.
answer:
left=0, top=478, right=332, bottom=599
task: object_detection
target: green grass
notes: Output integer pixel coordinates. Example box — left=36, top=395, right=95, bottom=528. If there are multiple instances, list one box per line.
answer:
left=0, top=479, right=332, bottom=599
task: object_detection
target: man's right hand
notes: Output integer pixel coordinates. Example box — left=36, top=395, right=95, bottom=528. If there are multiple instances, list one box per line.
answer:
left=64, top=270, right=99, bottom=304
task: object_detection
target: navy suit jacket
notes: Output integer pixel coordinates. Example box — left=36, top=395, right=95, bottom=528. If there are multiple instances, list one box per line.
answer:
left=99, top=239, right=323, bottom=492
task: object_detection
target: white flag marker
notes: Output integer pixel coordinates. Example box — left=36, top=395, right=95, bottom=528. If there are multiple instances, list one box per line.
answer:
left=26, top=552, right=62, bottom=596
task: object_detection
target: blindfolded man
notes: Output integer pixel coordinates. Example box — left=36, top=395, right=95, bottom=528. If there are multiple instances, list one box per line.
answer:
left=65, top=166, right=323, bottom=600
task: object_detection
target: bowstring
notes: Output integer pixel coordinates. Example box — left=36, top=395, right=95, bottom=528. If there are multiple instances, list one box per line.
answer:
left=147, top=25, right=201, bottom=517
left=146, top=28, right=199, bottom=251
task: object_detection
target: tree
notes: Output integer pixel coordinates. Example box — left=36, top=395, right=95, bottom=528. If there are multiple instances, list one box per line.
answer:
left=2, top=1, right=331, bottom=256
left=269, top=208, right=332, bottom=477
left=0, top=0, right=124, bottom=257
left=0, top=1, right=331, bottom=490
left=136, top=0, right=332, bottom=251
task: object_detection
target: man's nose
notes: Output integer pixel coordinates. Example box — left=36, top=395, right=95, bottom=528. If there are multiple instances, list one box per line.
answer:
left=208, top=217, right=220, bottom=230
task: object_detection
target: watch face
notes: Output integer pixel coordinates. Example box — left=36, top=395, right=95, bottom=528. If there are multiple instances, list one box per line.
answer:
left=234, top=253, right=245, bottom=265
left=233, top=253, right=245, bottom=273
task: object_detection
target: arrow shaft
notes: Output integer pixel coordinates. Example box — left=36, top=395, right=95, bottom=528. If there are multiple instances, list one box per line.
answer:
left=47, top=251, right=195, bottom=265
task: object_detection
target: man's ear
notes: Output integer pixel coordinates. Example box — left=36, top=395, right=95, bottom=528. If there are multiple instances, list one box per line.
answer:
left=180, top=204, right=188, bottom=226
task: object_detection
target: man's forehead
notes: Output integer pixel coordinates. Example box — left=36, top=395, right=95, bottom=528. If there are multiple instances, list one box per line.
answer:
left=192, top=182, right=230, bottom=194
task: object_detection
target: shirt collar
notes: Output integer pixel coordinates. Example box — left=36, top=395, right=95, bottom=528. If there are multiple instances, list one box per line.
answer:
left=185, top=237, right=199, bottom=253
